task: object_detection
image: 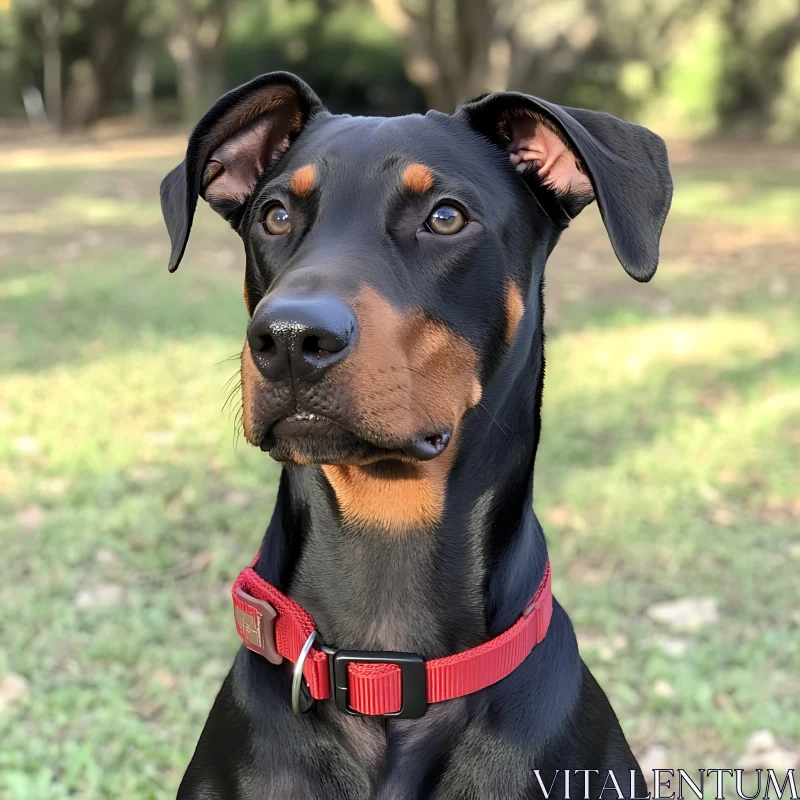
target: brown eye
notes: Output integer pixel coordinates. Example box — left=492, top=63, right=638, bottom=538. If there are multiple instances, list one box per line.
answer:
left=264, top=204, right=291, bottom=235
left=425, top=204, right=467, bottom=235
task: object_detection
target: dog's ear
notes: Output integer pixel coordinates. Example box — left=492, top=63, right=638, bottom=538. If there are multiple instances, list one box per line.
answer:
left=457, top=92, right=672, bottom=282
left=160, top=72, right=324, bottom=272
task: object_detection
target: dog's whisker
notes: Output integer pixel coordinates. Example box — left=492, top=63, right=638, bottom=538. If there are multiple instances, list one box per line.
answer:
left=232, top=408, right=244, bottom=450
left=222, top=381, right=243, bottom=416
left=222, top=369, right=242, bottom=391
left=405, top=395, right=439, bottom=432
left=214, top=350, right=244, bottom=367
left=223, top=385, right=241, bottom=413
left=476, top=402, right=510, bottom=436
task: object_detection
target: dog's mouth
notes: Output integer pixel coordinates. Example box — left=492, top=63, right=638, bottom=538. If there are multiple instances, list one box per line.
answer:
left=261, top=413, right=452, bottom=466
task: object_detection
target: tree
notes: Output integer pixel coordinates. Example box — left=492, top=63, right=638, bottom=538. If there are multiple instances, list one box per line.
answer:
left=11, top=0, right=150, bottom=129
left=718, top=0, right=800, bottom=133
left=370, top=0, right=509, bottom=110
left=368, top=0, right=608, bottom=111
left=167, top=0, right=233, bottom=123
left=39, top=0, right=62, bottom=128
left=62, top=0, right=148, bottom=128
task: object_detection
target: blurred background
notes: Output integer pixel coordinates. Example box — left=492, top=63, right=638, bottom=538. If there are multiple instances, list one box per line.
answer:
left=0, top=0, right=798, bottom=797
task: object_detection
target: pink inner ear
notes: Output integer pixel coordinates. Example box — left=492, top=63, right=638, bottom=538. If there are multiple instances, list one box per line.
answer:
left=203, top=117, right=280, bottom=208
left=506, top=113, right=593, bottom=200
left=200, top=96, right=298, bottom=215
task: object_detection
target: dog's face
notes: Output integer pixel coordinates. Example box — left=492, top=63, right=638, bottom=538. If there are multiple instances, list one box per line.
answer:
left=162, top=73, right=671, bottom=528
left=222, top=111, right=545, bottom=465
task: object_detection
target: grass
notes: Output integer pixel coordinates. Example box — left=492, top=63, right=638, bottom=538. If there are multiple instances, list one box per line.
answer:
left=0, top=135, right=799, bottom=798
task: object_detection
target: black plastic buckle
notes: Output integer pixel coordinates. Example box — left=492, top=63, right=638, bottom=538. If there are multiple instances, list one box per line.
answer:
left=329, top=650, right=427, bottom=719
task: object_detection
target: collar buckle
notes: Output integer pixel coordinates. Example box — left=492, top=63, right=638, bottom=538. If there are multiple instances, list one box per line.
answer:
left=329, top=649, right=427, bottom=719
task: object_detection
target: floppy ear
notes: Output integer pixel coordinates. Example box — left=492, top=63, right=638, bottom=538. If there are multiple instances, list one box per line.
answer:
left=458, top=92, right=672, bottom=282
left=160, top=71, right=324, bottom=272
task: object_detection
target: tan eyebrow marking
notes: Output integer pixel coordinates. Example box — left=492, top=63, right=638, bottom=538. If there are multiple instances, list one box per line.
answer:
left=289, top=164, right=317, bottom=196
left=401, top=163, right=434, bottom=194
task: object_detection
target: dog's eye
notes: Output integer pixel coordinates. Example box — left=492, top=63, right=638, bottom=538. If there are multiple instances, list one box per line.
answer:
left=263, top=204, right=291, bottom=235
left=425, top=204, right=467, bottom=235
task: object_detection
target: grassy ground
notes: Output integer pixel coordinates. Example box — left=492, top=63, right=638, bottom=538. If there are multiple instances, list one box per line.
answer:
left=0, top=134, right=798, bottom=798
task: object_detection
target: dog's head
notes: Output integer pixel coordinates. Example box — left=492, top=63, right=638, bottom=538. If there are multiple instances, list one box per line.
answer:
left=161, top=72, right=671, bottom=528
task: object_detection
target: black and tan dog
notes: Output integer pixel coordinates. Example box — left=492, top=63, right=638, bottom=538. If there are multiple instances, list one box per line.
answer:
left=161, top=71, right=672, bottom=799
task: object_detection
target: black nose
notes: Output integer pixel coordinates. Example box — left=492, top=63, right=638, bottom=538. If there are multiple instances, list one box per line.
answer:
left=247, top=292, right=358, bottom=381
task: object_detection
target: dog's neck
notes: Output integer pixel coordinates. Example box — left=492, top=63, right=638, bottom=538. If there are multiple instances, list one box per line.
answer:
left=254, top=283, right=548, bottom=657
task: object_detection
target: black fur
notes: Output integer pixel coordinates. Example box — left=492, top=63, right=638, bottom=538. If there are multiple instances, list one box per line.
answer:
left=161, top=72, right=672, bottom=799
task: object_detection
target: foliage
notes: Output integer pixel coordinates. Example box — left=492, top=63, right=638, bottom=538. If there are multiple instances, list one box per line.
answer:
left=772, top=43, right=800, bottom=140
left=640, top=12, right=727, bottom=139
left=226, top=1, right=423, bottom=116
left=0, top=0, right=421, bottom=126
left=0, top=0, right=798, bottom=137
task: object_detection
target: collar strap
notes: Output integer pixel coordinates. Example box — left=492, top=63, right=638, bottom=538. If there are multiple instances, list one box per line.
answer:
left=232, top=558, right=552, bottom=718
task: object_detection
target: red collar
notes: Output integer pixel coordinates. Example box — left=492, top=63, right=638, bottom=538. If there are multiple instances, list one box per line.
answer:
left=232, top=556, right=552, bottom=719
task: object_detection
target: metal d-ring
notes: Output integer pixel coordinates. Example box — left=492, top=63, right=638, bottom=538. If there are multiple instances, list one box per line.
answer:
left=291, top=629, right=318, bottom=716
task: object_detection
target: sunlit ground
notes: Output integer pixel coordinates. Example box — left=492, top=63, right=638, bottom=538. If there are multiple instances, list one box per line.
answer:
left=0, top=135, right=798, bottom=798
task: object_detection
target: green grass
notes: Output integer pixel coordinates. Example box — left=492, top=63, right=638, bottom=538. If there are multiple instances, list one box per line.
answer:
left=670, top=169, right=800, bottom=227
left=1, top=139, right=799, bottom=798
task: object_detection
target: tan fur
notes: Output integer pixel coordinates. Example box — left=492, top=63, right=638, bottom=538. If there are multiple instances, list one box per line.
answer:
left=212, top=85, right=301, bottom=155
left=239, top=284, right=483, bottom=532
left=320, top=288, right=481, bottom=531
left=241, top=340, right=266, bottom=443
left=504, top=281, right=525, bottom=344
left=243, top=279, right=252, bottom=316
left=322, top=463, right=443, bottom=531
left=401, top=163, right=434, bottom=194
left=321, top=430, right=459, bottom=532
left=289, top=164, right=317, bottom=196
left=339, top=287, right=481, bottom=442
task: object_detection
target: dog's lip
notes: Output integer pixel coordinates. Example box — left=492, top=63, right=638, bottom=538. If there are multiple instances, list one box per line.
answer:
left=401, top=429, right=451, bottom=461
left=269, top=413, right=346, bottom=439
left=259, top=413, right=344, bottom=451
left=260, top=414, right=452, bottom=462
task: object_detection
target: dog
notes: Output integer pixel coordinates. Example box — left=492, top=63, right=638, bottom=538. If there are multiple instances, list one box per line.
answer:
left=160, top=71, right=672, bottom=799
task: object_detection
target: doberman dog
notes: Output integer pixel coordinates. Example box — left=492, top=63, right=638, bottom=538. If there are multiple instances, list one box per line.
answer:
left=160, top=71, right=672, bottom=799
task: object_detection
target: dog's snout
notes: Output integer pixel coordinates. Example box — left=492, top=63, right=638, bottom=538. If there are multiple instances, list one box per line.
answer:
left=247, top=292, right=358, bottom=381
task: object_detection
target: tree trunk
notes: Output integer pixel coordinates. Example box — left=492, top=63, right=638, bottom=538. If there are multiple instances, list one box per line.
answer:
left=716, top=0, right=800, bottom=132
left=132, top=50, right=156, bottom=123
left=62, top=0, right=143, bottom=129
left=40, top=2, right=62, bottom=131
left=371, top=0, right=508, bottom=112
left=170, top=0, right=231, bottom=124
left=199, top=0, right=229, bottom=105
